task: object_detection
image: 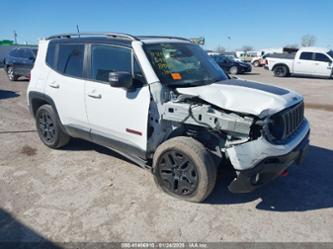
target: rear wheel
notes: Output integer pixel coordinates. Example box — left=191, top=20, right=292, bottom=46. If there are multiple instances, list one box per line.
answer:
left=273, top=65, right=289, bottom=77
left=153, top=137, right=217, bottom=203
left=229, top=66, right=238, bottom=75
left=7, top=66, right=18, bottom=81
left=35, top=104, right=70, bottom=149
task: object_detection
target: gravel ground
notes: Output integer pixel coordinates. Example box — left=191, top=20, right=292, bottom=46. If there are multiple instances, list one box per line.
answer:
left=0, top=67, right=332, bottom=243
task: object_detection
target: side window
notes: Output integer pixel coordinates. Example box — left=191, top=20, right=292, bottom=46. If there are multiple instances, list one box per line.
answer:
left=91, top=45, right=131, bottom=83
left=315, top=53, right=331, bottom=63
left=57, top=44, right=84, bottom=77
left=300, top=52, right=313, bottom=60
left=46, top=43, right=56, bottom=69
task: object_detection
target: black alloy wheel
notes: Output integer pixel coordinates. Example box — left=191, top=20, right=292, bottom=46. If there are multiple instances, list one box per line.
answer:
left=38, top=110, right=57, bottom=144
left=35, top=104, right=70, bottom=148
left=156, top=150, right=198, bottom=196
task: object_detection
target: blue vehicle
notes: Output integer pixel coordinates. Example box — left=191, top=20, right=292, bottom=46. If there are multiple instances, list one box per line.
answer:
left=210, top=54, right=252, bottom=75
left=3, top=47, right=37, bottom=81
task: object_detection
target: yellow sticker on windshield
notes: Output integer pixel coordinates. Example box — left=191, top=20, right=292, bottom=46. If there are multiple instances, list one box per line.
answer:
left=171, top=73, right=182, bottom=80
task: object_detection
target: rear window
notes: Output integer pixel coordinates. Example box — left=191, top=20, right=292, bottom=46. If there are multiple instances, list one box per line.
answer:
left=57, top=44, right=84, bottom=77
left=46, top=43, right=85, bottom=78
left=46, top=43, right=56, bottom=68
left=300, top=52, right=313, bottom=60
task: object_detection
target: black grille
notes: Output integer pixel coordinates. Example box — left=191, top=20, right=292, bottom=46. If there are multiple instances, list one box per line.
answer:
left=268, top=102, right=304, bottom=143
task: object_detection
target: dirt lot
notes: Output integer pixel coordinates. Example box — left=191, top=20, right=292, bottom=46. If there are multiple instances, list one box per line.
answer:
left=0, top=67, right=333, bottom=243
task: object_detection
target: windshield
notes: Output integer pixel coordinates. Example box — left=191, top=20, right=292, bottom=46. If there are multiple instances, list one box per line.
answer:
left=144, top=43, right=228, bottom=87
left=327, top=50, right=333, bottom=59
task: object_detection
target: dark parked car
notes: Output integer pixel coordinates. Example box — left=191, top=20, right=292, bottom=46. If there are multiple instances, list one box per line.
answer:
left=210, top=54, right=252, bottom=75
left=3, top=47, right=37, bottom=81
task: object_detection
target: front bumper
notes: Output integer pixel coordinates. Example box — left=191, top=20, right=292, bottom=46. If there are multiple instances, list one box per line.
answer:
left=228, top=130, right=310, bottom=193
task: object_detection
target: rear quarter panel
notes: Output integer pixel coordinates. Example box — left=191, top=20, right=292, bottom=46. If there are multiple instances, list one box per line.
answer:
left=27, top=40, right=50, bottom=104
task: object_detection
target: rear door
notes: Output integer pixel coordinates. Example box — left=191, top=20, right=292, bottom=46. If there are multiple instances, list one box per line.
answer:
left=85, top=44, right=150, bottom=155
left=313, top=53, right=332, bottom=77
left=45, top=43, right=89, bottom=133
left=293, top=52, right=314, bottom=75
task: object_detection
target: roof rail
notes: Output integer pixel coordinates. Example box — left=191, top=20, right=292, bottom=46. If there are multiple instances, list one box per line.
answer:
left=45, top=32, right=139, bottom=41
left=136, top=35, right=191, bottom=42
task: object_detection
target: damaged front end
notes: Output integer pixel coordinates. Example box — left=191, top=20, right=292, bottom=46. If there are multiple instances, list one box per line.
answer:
left=158, top=93, right=310, bottom=193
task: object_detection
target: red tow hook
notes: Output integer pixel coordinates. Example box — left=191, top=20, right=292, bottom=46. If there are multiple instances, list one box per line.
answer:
left=280, top=170, right=289, bottom=176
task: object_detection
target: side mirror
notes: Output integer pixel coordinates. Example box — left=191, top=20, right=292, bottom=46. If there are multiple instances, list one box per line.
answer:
left=108, top=71, right=133, bottom=89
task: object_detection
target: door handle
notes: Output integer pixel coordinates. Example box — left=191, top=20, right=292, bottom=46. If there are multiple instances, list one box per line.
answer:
left=48, top=82, right=60, bottom=88
left=87, top=91, right=102, bottom=99
left=314, top=63, right=319, bottom=65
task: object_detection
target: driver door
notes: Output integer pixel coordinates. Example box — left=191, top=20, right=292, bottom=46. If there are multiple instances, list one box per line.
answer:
left=313, top=53, right=332, bottom=77
left=85, top=44, right=150, bottom=156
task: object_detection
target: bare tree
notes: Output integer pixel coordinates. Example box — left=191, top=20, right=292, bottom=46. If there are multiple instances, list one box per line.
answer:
left=241, top=45, right=254, bottom=52
left=301, top=34, right=316, bottom=47
left=215, top=45, right=226, bottom=53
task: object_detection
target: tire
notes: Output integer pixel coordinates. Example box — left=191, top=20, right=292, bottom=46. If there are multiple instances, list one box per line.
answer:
left=273, top=65, right=289, bottom=77
left=253, top=60, right=260, bottom=67
left=35, top=104, right=70, bottom=149
left=7, top=66, right=18, bottom=81
left=153, top=136, right=217, bottom=203
left=229, top=66, right=238, bottom=75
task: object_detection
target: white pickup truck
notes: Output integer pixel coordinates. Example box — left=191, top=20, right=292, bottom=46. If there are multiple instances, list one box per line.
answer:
left=266, top=47, right=333, bottom=78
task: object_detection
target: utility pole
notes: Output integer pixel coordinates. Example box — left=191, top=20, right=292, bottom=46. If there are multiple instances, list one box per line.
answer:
left=13, top=30, right=18, bottom=44
left=76, top=25, right=80, bottom=37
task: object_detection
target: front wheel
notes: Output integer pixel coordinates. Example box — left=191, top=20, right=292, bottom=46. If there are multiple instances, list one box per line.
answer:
left=253, top=60, right=260, bottom=67
left=7, top=66, right=18, bottom=81
left=229, top=66, right=238, bottom=75
left=153, top=137, right=217, bottom=203
left=273, top=65, right=289, bottom=77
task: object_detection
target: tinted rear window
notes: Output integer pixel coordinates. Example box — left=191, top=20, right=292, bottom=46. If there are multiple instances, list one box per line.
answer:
left=46, top=43, right=56, bottom=68
left=46, top=43, right=85, bottom=78
left=57, top=44, right=84, bottom=77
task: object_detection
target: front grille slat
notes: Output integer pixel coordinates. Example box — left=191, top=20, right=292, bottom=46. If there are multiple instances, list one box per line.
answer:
left=268, top=101, right=304, bottom=143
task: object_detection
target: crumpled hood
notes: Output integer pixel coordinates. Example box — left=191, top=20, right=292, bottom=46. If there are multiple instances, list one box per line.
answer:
left=176, top=79, right=303, bottom=118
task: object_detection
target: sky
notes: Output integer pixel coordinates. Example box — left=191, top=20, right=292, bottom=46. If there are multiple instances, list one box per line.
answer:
left=0, top=0, right=332, bottom=51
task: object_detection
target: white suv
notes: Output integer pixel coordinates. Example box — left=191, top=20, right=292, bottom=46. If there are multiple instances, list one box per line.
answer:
left=28, top=33, right=310, bottom=202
